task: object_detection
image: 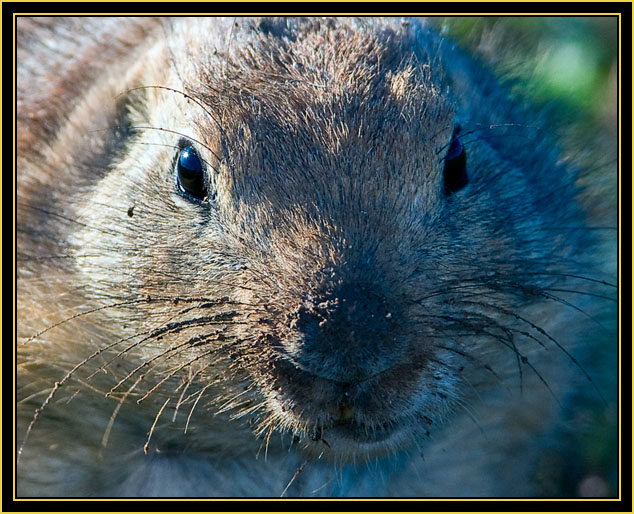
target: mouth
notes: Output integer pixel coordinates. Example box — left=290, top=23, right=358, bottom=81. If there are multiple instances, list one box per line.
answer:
left=326, top=418, right=405, bottom=445
left=260, top=358, right=422, bottom=455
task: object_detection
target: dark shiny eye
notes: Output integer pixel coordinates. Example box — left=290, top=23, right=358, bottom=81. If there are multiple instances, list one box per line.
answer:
left=176, top=146, right=207, bottom=201
left=443, top=125, right=468, bottom=195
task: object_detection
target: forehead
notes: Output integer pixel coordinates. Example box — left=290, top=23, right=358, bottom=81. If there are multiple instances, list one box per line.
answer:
left=168, top=17, right=453, bottom=135
left=166, top=18, right=454, bottom=212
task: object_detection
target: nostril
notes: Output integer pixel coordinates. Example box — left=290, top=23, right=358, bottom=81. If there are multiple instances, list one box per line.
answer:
left=289, top=282, right=398, bottom=381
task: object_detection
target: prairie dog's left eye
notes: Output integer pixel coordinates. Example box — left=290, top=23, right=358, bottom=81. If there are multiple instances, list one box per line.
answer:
left=443, top=125, right=468, bottom=195
left=176, top=145, right=207, bottom=201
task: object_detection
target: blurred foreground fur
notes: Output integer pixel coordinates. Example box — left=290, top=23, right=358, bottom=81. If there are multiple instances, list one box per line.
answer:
left=16, top=17, right=618, bottom=497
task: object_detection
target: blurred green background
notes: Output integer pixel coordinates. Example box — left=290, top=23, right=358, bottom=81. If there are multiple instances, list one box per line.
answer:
left=432, top=17, right=618, bottom=137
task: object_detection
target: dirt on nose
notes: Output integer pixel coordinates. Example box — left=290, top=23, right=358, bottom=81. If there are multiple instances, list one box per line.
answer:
left=288, top=281, right=399, bottom=382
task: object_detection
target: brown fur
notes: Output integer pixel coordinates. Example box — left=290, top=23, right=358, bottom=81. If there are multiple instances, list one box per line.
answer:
left=16, top=17, right=617, bottom=497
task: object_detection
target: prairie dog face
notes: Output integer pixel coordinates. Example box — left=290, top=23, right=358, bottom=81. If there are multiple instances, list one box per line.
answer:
left=65, top=17, right=464, bottom=456
left=17, top=17, right=617, bottom=496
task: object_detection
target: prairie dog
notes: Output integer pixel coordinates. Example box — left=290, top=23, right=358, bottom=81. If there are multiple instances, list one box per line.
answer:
left=16, top=16, right=617, bottom=497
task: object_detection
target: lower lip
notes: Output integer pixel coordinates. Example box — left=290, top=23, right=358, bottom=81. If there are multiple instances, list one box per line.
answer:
left=327, top=420, right=402, bottom=444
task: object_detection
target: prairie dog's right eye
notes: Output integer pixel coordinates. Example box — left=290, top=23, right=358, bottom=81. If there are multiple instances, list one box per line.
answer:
left=176, top=145, right=207, bottom=201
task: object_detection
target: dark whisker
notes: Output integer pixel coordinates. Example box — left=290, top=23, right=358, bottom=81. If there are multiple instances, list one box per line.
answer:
left=128, top=125, right=222, bottom=171
left=514, top=272, right=617, bottom=288
left=433, top=344, right=504, bottom=384
left=541, top=287, right=617, bottom=302
left=119, top=84, right=232, bottom=163
left=454, top=299, right=604, bottom=402
left=17, top=202, right=122, bottom=238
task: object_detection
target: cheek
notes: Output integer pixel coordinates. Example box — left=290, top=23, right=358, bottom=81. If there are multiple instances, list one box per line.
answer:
left=69, top=149, right=175, bottom=281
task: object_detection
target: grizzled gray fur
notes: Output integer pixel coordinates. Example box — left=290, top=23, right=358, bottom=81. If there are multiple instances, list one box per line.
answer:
left=16, top=17, right=617, bottom=497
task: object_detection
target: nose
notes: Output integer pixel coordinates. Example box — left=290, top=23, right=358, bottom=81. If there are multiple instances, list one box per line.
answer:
left=291, top=282, right=398, bottom=382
